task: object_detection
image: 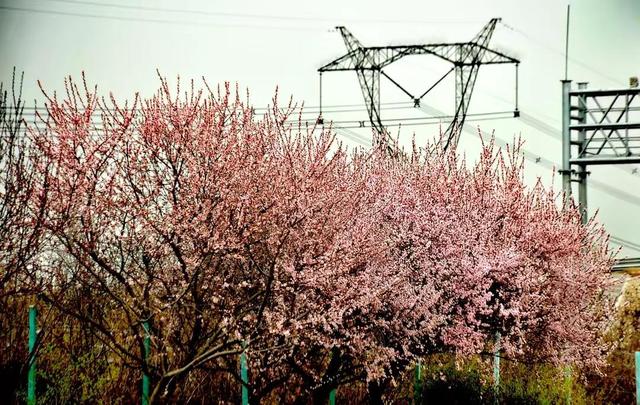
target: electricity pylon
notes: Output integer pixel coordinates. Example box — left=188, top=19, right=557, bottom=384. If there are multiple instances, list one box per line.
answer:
left=318, top=18, right=520, bottom=152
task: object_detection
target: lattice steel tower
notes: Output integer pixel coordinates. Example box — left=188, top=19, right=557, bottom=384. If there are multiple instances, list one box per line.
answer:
left=318, top=18, right=520, bottom=152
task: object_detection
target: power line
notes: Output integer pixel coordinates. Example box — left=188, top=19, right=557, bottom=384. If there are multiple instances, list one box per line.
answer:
left=15, top=101, right=414, bottom=112
left=2, top=1, right=485, bottom=30
left=41, top=0, right=486, bottom=26
left=0, top=4, right=322, bottom=32
left=329, top=115, right=513, bottom=130
left=289, top=111, right=514, bottom=126
left=610, top=236, right=640, bottom=253
left=334, top=128, right=371, bottom=147
left=15, top=105, right=513, bottom=125
left=498, top=21, right=625, bottom=87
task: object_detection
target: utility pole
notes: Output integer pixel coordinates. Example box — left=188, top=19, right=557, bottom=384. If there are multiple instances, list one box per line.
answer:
left=318, top=19, right=520, bottom=152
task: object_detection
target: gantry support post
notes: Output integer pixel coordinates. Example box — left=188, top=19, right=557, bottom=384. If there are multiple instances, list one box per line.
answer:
left=576, top=82, right=588, bottom=224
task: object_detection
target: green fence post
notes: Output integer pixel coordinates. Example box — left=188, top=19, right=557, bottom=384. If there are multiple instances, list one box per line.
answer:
left=329, top=388, right=336, bottom=405
left=142, top=321, right=150, bottom=405
left=635, top=351, right=639, bottom=405
left=414, top=360, right=422, bottom=404
left=564, top=365, right=572, bottom=405
left=28, top=305, right=37, bottom=405
left=241, top=342, right=249, bottom=405
left=493, top=332, right=500, bottom=403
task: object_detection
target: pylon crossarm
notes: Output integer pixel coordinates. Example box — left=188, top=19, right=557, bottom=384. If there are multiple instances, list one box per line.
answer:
left=319, top=44, right=516, bottom=73
left=319, top=51, right=379, bottom=71
left=376, top=46, right=457, bottom=65
left=471, top=44, right=519, bottom=64
left=375, top=44, right=516, bottom=67
left=318, top=51, right=360, bottom=71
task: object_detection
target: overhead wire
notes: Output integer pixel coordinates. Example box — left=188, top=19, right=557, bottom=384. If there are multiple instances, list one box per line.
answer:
left=15, top=101, right=416, bottom=116
left=498, top=21, right=625, bottom=87
left=0, top=4, right=323, bottom=32
left=40, top=0, right=486, bottom=26
left=334, top=127, right=372, bottom=147
left=330, top=115, right=514, bottom=130
left=1, top=1, right=485, bottom=32
left=610, top=236, right=640, bottom=254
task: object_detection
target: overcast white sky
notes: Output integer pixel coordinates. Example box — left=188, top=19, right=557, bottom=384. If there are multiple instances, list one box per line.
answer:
left=1, top=0, right=639, bottom=257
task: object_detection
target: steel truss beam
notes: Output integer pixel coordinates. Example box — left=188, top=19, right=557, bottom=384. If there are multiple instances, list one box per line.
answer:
left=561, top=82, right=640, bottom=223
left=318, top=18, right=520, bottom=152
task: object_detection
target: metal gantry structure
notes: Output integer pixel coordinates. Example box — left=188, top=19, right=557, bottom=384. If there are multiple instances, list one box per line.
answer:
left=561, top=80, right=640, bottom=223
left=318, top=18, right=520, bottom=152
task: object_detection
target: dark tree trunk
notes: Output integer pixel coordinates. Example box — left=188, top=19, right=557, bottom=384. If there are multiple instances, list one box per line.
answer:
left=367, top=380, right=385, bottom=405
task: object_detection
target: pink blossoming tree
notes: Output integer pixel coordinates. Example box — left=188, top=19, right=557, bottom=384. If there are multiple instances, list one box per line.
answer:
left=22, top=74, right=613, bottom=403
